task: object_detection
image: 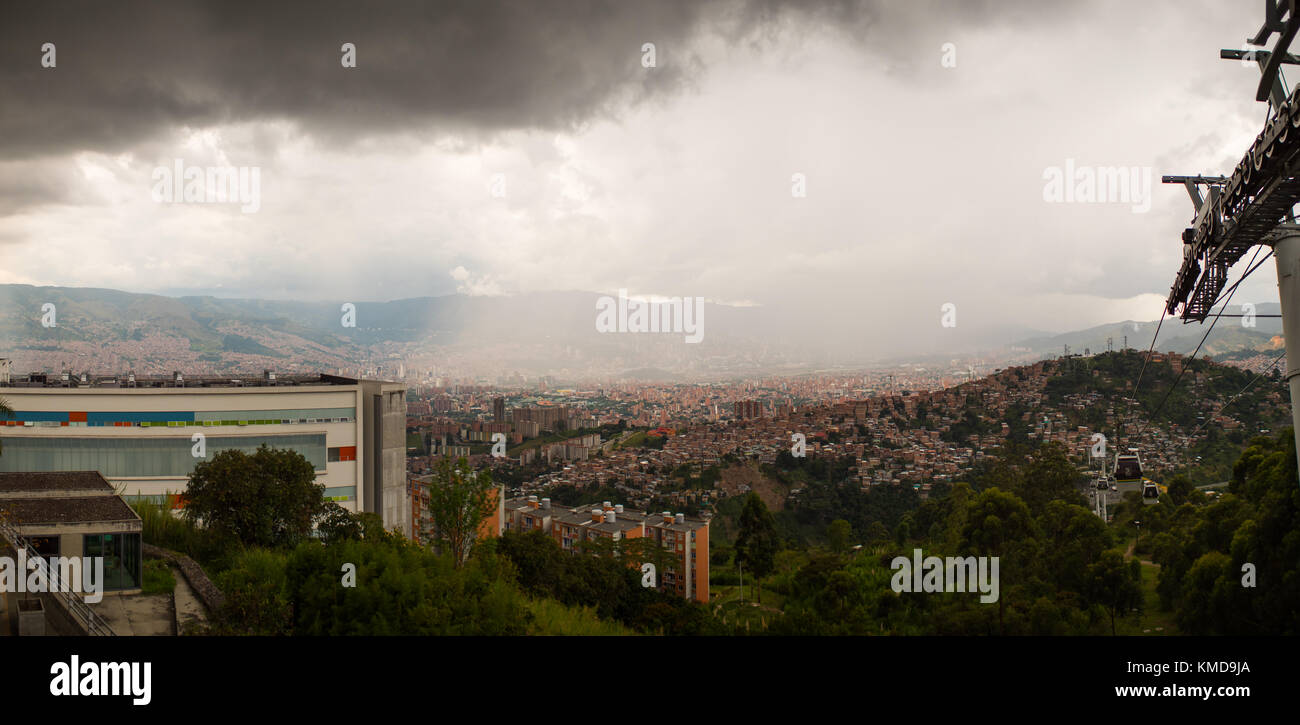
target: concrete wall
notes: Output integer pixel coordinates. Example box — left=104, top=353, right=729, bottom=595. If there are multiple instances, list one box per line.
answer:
left=361, top=382, right=408, bottom=536
left=142, top=543, right=224, bottom=614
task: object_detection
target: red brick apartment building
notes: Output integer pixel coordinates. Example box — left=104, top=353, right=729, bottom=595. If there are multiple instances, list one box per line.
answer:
left=502, top=496, right=710, bottom=604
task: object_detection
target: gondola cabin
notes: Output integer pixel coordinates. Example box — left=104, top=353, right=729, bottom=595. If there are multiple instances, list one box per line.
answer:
left=1114, top=449, right=1142, bottom=481
left=1113, top=449, right=1144, bottom=496
left=1142, top=481, right=1160, bottom=505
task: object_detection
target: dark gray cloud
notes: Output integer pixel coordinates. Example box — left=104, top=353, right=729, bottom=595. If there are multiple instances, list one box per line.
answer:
left=0, top=160, right=88, bottom=216
left=0, top=0, right=1070, bottom=161
left=0, top=0, right=709, bottom=159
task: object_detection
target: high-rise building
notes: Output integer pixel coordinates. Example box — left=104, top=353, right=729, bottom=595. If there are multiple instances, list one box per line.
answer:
left=0, top=371, right=410, bottom=535
left=512, top=405, right=569, bottom=432
left=492, top=396, right=505, bottom=422
left=734, top=400, right=763, bottom=420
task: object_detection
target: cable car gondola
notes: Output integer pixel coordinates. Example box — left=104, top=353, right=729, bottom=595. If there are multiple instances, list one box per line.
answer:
left=1114, top=449, right=1142, bottom=482
left=1142, top=481, right=1160, bottom=505
left=1113, top=448, right=1145, bottom=496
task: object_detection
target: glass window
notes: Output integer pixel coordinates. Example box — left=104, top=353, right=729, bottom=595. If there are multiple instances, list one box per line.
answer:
left=0, top=434, right=327, bottom=476
left=323, top=486, right=355, bottom=502
left=83, top=532, right=141, bottom=591
left=29, top=535, right=60, bottom=558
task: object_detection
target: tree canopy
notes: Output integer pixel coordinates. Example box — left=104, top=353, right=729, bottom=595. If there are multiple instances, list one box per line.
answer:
left=422, top=456, right=500, bottom=567
left=735, top=492, right=778, bottom=602
left=184, top=445, right=325, bottom=549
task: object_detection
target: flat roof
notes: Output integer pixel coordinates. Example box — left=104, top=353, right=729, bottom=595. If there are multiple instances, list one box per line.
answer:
left=589, top=520, right=642, bottom=533
left=0, top=372, right=395, bottom=390
left=551, top=510, right=595, bottom=525
left=0, top=471, right=115, bottom=494
left=0, top=496, right=139, bottom=525
left=648, top=517, right=709, bottom=532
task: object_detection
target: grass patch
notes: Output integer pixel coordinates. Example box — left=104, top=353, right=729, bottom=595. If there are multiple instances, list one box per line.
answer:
left=524, top=597, right=637, bottom=636
left=1112, top=560, right=1178, bottom=636
left=142, top=559, right=177, bottom=595
left=710, top=582, right=784, bottom=633
left=712, top=584, right=785, bottom=611
left=131, top=499, right=231, bottom=571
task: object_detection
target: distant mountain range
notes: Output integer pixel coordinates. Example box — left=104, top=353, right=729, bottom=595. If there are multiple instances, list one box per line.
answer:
left=0, top=284, right=1285, bottom=380
left=1008, top=303, right=1285, bottom=361
left=0, top=285, right=793, bottom=378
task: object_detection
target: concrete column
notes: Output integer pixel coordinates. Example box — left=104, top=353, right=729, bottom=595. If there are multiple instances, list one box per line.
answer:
left=1272, top=233, right=1300, bottom=482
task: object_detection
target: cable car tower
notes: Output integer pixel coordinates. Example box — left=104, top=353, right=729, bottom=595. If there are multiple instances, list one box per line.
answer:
left=1164, top=1, right=1300, bottom=482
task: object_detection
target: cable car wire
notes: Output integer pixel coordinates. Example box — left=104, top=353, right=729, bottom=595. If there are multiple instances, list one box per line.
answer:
left=1139, top=246, right=1267, bottom=434
left=1190, top=348, right=1288, bottom=437
left=1133, top=307, right=1166, bottom=396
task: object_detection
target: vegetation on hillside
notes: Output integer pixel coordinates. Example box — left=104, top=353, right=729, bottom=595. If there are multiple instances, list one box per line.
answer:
left=131, top=421, right=1300, bottom=636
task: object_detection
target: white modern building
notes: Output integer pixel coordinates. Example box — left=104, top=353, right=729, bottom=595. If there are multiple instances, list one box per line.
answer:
left=0, top=368, right=409, bottom=535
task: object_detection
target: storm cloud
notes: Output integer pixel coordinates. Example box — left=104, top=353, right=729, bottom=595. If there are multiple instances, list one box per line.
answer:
left=0, top=0, right=1069, bottom=160
left=0, top=0, right=1275, bottom=363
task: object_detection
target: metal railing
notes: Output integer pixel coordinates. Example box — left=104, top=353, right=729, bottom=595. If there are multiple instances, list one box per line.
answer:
left=0, top=517, right=115, bottom=636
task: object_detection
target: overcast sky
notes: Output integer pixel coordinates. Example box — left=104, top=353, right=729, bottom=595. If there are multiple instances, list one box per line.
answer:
left=0, top=0, right=1285, bottom=352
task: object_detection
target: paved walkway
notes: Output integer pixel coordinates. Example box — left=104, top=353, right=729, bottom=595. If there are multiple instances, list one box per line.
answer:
left=171, top=564, right=209, bottom=633
left=93, top=593, right=174, bottom=636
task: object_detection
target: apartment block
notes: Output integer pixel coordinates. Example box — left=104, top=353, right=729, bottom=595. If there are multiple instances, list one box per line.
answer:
left=501, top=496, right=709, bottom=603
left=409, top=474, right=504, bottom=546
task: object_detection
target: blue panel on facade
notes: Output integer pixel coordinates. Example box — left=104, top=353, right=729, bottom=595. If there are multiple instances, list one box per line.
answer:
left=5, top=411, right=70, bottom=422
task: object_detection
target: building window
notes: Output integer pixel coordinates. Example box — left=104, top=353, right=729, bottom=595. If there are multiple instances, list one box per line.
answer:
left=327, top=446, right=357, bottom=462
left=0, top=434, right=328, bottom=476
left=323, top=486, right=356, bottom=502
left=29, top=535, right=60, bottom=558
left=83, top=532, right=141, bottom=591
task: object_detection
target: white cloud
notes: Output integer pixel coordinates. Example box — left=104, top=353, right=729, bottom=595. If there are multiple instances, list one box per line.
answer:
left=0, top=0, right=1279, bottom=356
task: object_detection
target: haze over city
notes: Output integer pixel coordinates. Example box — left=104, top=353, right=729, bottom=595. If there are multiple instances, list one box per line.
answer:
left=1, top=0, right=1286, bottom=365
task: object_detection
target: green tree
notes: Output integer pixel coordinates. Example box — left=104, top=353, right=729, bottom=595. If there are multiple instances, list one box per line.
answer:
left=423, top=456, right=499, bottom=568
left=864, top=520, right=891, bottom=545
left=827, top=518, right=852, bottom=555
left=213, top=537, right=533, bottom=635
left=1084, top=550, right=1142, bottom=635
left=316, top=502, right=364, bottom=544
left=1158, top=428, right=1300, bottom=634
left=1037, top=500, right=1110, bottom=595
left=211, top=548, right=293, bottom=635
left=735, top=493, right=778, bottom=603
left=284, top=538, right=529, bottom=635
left=894, top=513, right=913, bottom=545
left=960, top=488, right=1036, bottom=634
left=961, top=488, right=1035, bottom=557
left=617, top=535, right=681, bottom=589
left=1013, top=442, right=1086, bottom=514
left=184, top=445, right=324, bottom=549
left=1164, top=474, right=1197, bottom=506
